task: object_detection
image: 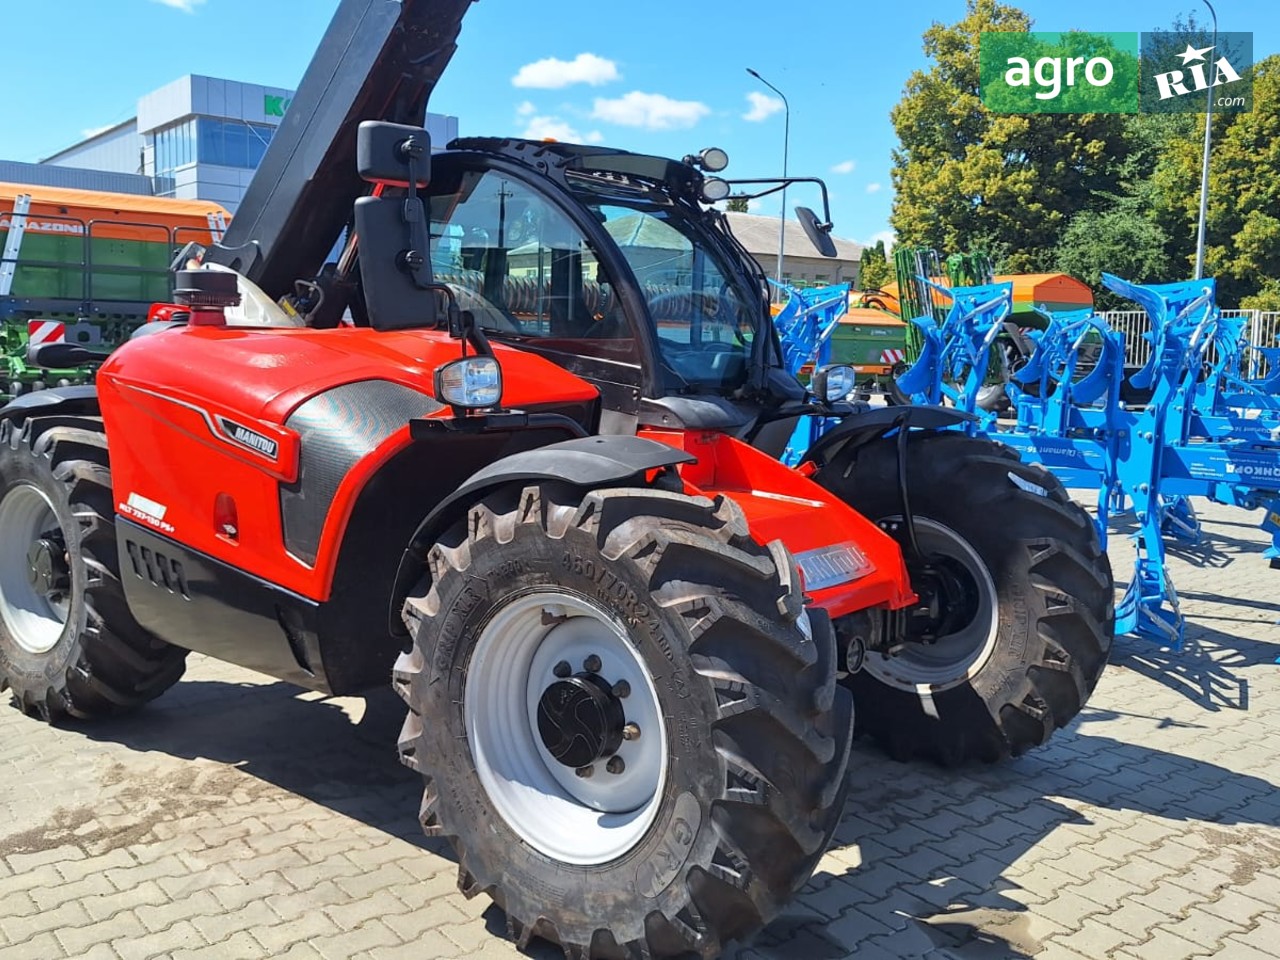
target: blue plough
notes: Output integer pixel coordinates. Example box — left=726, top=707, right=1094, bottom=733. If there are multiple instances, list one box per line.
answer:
left=889, top=273, right=1280, bottom=648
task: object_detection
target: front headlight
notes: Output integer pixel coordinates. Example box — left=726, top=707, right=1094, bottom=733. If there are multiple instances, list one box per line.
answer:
left=812, top=364, right=857, bottom=402
left=435, top=356, right=502, bottom=409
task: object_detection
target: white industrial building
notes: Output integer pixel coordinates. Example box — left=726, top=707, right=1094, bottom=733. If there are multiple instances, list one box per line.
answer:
left=21, top=75, right=458, bottom=213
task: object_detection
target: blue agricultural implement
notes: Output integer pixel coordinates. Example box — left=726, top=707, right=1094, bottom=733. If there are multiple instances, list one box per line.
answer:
left=888, top=272, right=1280, bottom=647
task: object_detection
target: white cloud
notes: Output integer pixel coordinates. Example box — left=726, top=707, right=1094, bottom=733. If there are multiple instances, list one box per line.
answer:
left=831, top=160, right=856, bottom=175
left=522, top=116, right=583, bottom=142
left=515, top=101, right=537, bottom=117
left=742, top=92, right=784, bottom=122
left=864, top=229, right=896, bottom=252
left=866, top=182, right=883, bottom=194
left=585, top=131, right=605, bottom=144
left=512, top=53, right=619, bottom=90
left=591, top=92, right=710, bottom=131
left=149, top=0, right=204, bottom=11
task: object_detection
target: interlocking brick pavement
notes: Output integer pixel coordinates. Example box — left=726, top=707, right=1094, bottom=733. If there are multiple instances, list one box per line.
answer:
left=3, top=498, right=1280, bottom=959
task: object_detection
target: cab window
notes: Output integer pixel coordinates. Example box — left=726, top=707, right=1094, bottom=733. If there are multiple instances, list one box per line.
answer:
left=427, top=169, right=637, bottom=365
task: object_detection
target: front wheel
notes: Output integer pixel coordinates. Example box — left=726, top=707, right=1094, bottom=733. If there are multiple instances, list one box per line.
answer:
left=394, top=483, right=852, bottom=958
left=814, top=432, right=1113, bottom=765
left=0, top=415, right=187, bottom=720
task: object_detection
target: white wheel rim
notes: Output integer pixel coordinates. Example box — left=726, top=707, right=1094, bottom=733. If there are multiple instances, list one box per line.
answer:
left=464, top=591, right=668, bottom=866
left=864, top=518, right=999, bottom=693
left=0, top=484, right=70, bottom=655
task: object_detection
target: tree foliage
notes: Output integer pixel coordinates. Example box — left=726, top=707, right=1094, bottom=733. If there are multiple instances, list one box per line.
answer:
left=888, top=2, right=1279, bottom=307
left=890, top=0, right=1129, bottom=272
left=858, top=240, right=892, bottom=291
left=1150, top=55, right=1280, bottom=304
left=725, top=197, right=749, bottom=213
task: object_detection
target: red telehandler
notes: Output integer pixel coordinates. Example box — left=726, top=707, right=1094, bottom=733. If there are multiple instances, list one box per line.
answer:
left=0, top=1, right=1112, bottom=956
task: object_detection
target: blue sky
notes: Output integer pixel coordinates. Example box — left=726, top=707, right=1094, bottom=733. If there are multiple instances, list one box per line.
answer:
left=2, top=0, right=1275, bottom=249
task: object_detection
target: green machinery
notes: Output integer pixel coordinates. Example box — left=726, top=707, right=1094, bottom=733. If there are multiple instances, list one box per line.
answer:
left=0, top=185, right=227, bottom=398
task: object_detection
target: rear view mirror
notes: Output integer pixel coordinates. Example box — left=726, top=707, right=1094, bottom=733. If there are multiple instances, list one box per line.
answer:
left=354, top=195, right=439, bottom=330
left=797, top=206, right=837, bottom=258
left=357, top=120, right=432, bottom=187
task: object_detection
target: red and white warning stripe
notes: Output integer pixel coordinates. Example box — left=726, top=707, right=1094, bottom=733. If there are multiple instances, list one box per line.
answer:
left=28, top=320, right=66, bottom=346
left=880, top=348, right=906, bottom=364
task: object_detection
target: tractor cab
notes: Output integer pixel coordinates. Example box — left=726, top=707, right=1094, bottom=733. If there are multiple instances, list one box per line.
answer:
left=355, top=130, right=845, bottom=453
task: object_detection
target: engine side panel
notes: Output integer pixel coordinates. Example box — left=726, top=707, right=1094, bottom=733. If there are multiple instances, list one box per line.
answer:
left=97, top=324, right=600, bottom=602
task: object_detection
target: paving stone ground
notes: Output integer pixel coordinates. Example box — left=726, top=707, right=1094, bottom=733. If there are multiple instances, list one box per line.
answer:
left=3, top=497, right=1280, bottom=960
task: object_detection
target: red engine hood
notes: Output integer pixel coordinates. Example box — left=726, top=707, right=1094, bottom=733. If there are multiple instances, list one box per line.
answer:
left=100, top=325, right=600, bottom=426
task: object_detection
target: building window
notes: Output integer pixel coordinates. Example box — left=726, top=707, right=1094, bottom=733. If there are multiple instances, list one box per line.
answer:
left=197, top=118, right=276, bottom=169
left=152, top=119, right=196, bottom=195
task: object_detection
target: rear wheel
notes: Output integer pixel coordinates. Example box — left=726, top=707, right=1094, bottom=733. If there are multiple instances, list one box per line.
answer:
left=814, top=431, right=1112, bottom=765
left=394, top=483, right=852, bottom=958
left=0, top=415, right=187, bottom=720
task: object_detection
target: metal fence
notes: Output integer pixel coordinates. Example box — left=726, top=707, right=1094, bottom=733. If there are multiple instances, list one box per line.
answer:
left=1249, top=312, right=1280, bottom=377
left=1103, top=311, right=1151, bottom=367
left=1102, top=309, right=1280, bottom=373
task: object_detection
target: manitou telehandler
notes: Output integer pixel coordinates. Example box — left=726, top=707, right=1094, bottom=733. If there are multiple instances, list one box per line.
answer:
left=0, top=1, right=1113, bottom=956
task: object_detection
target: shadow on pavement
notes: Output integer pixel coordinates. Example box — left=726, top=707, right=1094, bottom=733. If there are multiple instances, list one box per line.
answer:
left=1108, top=622, right=1280, bottom=712
left=1104, top=513, right=1251, bottom=571
left=76, top=677, right=452, bottom=861
left=741, top=727, right=1280, bottom=960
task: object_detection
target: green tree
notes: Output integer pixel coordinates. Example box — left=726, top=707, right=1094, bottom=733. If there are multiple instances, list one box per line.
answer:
left=1149, top=55, right=1280, bottom=304
left=1055, top=202, right=1171, bottom=307
left=889, top=0, right=1130, bottom=271
left=725, top=197, right=749, bottom=213
left=1242, top=280, right=1280, bottom=312
left=859, top=240, right=892, bottom=290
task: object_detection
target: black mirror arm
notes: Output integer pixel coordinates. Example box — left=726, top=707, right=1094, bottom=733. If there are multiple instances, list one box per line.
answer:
left=723, top=177, right=833, bottom=227
left=402, top=145, right=434, bottom=289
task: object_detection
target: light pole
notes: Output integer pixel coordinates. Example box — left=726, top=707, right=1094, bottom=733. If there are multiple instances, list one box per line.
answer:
left=747, top=68, right=790, bottom=290
left=1193, top=0, right=1218, bottom=280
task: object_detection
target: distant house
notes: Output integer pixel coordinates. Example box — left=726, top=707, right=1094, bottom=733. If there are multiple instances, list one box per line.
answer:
left=723, top=212, right=863, bottom=291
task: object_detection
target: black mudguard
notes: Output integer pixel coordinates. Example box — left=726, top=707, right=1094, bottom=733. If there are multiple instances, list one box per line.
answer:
left=387, top=434, right=694, bottom=632
left=0, top=385, right=100, bottom=423
left=801, top=404, right=977, bottom=470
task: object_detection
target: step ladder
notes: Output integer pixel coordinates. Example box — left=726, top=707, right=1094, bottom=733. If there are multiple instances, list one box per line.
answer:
left=0, top=194, right=32, bottom=297
left=207, top=210, right=229, bottom=244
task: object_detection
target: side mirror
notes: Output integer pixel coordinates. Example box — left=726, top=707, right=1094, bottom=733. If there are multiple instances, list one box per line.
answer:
left=354, top=195, right=440, bottom=330
left=357, top=120, right=432, bottom=187
left=797, top=206, right=837, bottom=259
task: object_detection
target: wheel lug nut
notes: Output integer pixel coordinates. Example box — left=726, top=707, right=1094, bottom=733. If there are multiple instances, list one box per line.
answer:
left=622, top=723, right=641, bottom=741
left=606, top=756, right=625, bottom=775
left=612, top=680, right=630, bottom=699
left=553, top=661, right=571, bottom=679
left=575, top=765, right=594, bottom=779
left=583, top=654, right=602, bottom=674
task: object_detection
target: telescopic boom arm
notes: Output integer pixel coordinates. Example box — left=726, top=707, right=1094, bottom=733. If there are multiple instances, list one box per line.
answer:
left=203, top=0, right=476, bottom=299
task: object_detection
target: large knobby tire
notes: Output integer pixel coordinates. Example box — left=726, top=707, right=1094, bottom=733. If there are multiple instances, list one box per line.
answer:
left=814, top=432, right=1112, bottom=765
left=394, top=483, right=852, bottom=959
left=0, top=415, right=187, bottom=721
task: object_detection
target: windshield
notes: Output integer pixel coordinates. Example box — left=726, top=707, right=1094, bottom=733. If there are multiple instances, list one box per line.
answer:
left=586, top=201, right=761, bottom=391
